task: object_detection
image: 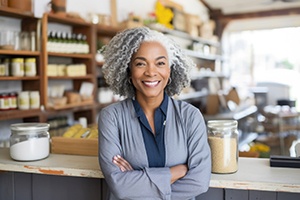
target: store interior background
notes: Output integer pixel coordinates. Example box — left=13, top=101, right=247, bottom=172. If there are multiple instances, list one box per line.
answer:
left=1, top=0, right=300, bottom=157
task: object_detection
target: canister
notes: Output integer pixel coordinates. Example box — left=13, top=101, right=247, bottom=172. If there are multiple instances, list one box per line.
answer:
left=207, top=120, right=239, bottom=174
left=10, top=123, right=50, bottom=161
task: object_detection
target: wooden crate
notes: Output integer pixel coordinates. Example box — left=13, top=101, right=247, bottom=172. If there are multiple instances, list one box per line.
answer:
left=51, top=137, right=98, bottom=156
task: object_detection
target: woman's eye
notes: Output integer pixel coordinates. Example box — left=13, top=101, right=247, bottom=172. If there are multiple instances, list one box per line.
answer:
left=135, top=62, right=145, bottom=67
left=157, top=61, right=166, bottom=66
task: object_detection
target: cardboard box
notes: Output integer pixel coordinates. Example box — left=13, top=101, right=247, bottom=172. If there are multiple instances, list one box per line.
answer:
left=51, top=137, right=98, bottom=156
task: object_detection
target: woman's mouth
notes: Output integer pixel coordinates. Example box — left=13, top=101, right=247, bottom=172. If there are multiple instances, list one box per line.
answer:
left=143, top=81, right=160, bottom=87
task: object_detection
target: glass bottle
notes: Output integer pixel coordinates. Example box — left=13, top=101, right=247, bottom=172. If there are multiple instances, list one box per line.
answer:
left=207, top=120, right=239, bottom=174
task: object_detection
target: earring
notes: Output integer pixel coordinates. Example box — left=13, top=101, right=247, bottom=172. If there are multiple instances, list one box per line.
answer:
left=128, top=78, right=132, bottom=85
left=167, top=78, right=172, bottom=85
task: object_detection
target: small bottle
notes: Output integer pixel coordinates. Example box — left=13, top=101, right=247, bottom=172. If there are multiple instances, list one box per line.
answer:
left=0, top=93, right=10, bottom=111
left=30, top=31, right=36, bottom=51
left=8, top=92, right=18, bottom=110
left=18, top=91, right=30, bottom=110
left=207, top=120, right=239, bottom=174
left=3, top=58, right=10, bottom=76
left=24, top=58, right=37, bottom=76
left=11, top=58, right=24, bottom=77
left=29, top=91, right=40, bottom=109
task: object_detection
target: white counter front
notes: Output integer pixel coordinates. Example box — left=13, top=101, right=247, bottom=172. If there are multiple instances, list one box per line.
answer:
left=0, top=148, right=299, bottom=193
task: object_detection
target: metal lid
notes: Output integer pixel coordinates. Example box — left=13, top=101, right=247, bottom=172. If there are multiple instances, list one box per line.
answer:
left=10, top=123, right=49, bottom=131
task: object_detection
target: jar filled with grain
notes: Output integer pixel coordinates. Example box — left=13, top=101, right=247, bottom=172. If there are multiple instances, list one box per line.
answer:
left=207, top=120, right=238, bottom=174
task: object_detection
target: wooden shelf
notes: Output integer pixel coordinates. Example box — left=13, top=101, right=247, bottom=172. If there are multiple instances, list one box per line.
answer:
left=184, top=49, right=223, bottom=61
left=0, top=50, right=40, bottom=56
left=48, top=52, right=93, bottom=59
left=48, top=75, right=94, bottom=80
left=47, top=101, right=95, bottom=111
left=0, top=7, right=34, bottom=18
left=96, top=24, right=122, bottom=36
left=46, top=13, right=91, bottom=27
left=148, top=23, right=220, bottom=47
left=0, top=109, right=41, bottom=120
left=0, top=76, right=40, bottom=81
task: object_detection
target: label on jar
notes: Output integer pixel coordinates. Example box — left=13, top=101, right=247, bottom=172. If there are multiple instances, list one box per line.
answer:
left=11, top=58, right=24, bottom=77
left=18, top=91, right=30, bottom=110
left=25, top=58, right=36, bottom=76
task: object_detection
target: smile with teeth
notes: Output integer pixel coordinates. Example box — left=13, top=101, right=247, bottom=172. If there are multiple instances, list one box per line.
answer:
left=143, top=81, right=160, bottom=87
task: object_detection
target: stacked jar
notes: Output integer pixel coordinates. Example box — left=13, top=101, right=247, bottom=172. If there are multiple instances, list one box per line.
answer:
left=2, top=57, right=37, bottom=77
left=18, top=91, right=40, bottom=110
left=0, top=92, right=18, bottom=110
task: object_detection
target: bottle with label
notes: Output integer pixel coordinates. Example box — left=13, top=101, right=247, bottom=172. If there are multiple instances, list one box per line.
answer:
left=8, top=92, right=18, bottom=110
left=11, top=58, right=24, bottom=76
left=24, top=58, right=37, bottom=76
left=30, top=91, right=40, bottom=109
left=0, top=93, right=10, bottom=111
left=18, top=91, right=30, bottom=110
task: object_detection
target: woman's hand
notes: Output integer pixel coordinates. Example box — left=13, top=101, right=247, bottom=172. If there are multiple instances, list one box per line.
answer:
left=170, top=164, right=188, bottom=184
left=113, top=155, right=133, bottom=172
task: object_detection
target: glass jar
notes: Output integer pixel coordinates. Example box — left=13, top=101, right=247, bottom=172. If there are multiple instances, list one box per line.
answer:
left=207, top=120, right=239, bottom=174
left=10, top=123, right=50, bottom=161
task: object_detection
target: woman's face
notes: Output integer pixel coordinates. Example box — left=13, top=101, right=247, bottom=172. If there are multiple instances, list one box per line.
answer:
left=130, top=41, right=171, bottom=101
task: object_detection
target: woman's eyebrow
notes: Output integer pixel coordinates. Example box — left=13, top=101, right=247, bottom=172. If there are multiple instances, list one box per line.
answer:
left=132, top=56, right=167, bottom=62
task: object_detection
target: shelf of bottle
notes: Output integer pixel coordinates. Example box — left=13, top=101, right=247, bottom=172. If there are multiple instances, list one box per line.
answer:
left=46, top=101, right=95, bottom=111
left=47, top=74, right=95, bottom=80
left=0, top=49, right=40, bottom=56
left=47, top=52, right=93, bottom=59
left=0, top=7, right=34, bottom=19
left=184, top=49, right=223, bottom=61
left=0, top=109, right=41, bottom=120
left=46, top=13, right=91, bottom=27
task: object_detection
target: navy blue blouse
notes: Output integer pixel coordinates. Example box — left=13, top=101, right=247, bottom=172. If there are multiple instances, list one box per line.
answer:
left=132, top=94, right=168, bottom=167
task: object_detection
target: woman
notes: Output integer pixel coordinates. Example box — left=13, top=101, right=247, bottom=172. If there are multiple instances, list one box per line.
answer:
left=98, top=26, right=211, bottom=200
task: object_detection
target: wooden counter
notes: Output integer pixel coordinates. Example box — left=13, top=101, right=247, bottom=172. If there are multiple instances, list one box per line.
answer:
left=0, top=148, right=299, bottom=200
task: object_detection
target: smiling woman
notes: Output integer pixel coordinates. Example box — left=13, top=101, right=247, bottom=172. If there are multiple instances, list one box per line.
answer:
left=98, top=26, right=211, bottom=200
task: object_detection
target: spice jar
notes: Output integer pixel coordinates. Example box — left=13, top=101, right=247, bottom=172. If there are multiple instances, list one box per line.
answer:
left=0, top=93, right=10, bottom=110
left=10, top=123, right=50, bottom=161
left=207, top=120, right=239, bottom=174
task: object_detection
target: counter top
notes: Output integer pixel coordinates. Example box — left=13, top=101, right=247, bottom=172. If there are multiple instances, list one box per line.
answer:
left=0, top=148, right=299, bottom=193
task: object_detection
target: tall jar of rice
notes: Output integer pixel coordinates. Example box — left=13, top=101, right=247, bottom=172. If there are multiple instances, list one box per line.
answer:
left=207, top=120, right=239, bottom=174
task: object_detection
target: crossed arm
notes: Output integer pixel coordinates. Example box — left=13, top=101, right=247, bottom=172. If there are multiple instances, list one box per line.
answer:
left=113, top=155, right=188, bottom=184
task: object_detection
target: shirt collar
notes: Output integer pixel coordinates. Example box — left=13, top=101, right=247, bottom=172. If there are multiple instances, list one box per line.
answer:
left=132, top=92, right=169, bottom=117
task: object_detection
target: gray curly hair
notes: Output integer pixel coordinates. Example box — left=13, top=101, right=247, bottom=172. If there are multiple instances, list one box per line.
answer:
left=101, top=26, right=195, bottom=98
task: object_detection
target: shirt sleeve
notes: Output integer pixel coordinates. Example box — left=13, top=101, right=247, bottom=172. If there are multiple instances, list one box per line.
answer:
left=170, top=108, right=212, bottom=200
left=98, top=106, right=172, bottom=200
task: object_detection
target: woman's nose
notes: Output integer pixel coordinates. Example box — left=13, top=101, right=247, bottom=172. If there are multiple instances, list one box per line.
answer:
left=144, top=64, right=157, bottom=76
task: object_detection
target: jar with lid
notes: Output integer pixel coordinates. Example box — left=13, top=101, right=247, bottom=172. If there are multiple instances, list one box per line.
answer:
left=11, top=58, right=24, bottom=76
left=18, top=91, right=30, bottom=110
left=10, top=123, right=50, bottom=161
left=0, top=93, right=10, bottom=110
left=24, top=58, right=36, bottom=76
left=29, top=91, right=40, bottom=109
left=8, top=92, right=18, bottom=110
left=207, top=120, right=239, bottom=174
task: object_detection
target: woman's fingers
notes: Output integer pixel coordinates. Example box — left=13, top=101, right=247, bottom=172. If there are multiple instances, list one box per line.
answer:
left=113, top=155, right=133, bottom=171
